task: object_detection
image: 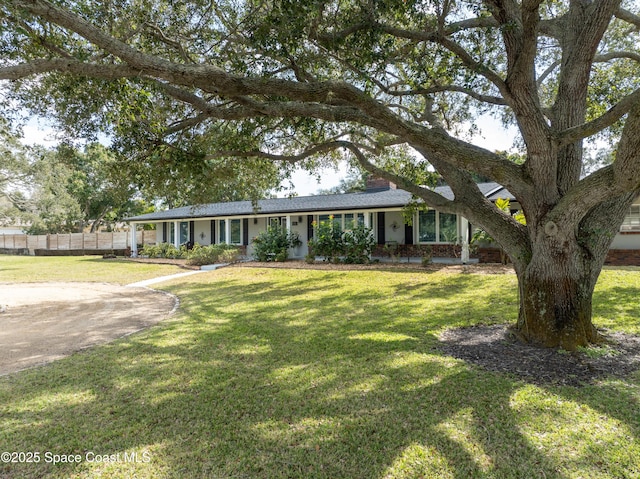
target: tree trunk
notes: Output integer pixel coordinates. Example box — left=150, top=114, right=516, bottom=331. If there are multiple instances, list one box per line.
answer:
left=512, top=240, right=603, bottom=350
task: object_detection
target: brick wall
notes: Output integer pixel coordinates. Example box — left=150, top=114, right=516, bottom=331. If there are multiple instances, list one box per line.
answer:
left=476, top=247, right=505, bottom=263
left=373, top=243, right=462, bottom=258
left=365, top=177, right=397, bottom=191
left=604, top=249, right=640, bottom=266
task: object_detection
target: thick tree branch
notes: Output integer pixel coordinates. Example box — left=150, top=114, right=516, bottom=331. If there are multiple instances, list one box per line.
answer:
left=615, top=7, right=640, bottom=29
left=386, top=84, right=506, bottom=106
left=556, top=87, right=640, bottom=146
left=0, top=58, right=142, bottom=80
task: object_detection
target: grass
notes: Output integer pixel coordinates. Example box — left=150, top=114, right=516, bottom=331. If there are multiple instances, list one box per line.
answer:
left=0, top=258, right=639, bottom=478
left=0, top=255, right=185, bottom=284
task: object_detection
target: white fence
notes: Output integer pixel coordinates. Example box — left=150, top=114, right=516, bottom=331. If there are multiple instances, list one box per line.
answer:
left=0, top=231, right=156, bottom=254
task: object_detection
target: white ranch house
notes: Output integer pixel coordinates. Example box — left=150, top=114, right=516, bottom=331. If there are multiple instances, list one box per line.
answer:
left=127, top=178, right=640, bottom=265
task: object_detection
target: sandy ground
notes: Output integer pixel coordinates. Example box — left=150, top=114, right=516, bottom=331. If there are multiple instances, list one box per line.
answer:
left=0, top=282, right=177, bottom=376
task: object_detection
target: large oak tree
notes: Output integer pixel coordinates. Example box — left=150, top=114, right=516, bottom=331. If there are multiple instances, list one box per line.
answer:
left=2, top=0, right=640, bottom=349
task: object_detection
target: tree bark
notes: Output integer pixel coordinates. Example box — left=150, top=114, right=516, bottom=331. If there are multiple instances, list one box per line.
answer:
left=514, top=249, right=601, bottom=350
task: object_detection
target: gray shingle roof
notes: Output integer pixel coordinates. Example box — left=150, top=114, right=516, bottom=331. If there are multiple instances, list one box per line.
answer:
left=127, top=182, right=513, bottom=222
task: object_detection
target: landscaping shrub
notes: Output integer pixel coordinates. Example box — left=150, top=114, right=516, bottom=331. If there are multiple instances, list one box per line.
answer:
left=342, top=224, right=377, bottom=264
left=308, top=217, right=345, bottom=263
left=252, top=226, right=302, bottom=262
left=309, top=218, right=375, bottom=264
left=186, top=243, right=240, bottom=266
left=140, top=242, right=240, bottom=265
left=140, top=242, right=187, bottom=259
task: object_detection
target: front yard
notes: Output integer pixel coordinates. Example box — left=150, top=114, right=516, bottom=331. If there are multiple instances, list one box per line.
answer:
left=0, top=257, right=639, bottom=478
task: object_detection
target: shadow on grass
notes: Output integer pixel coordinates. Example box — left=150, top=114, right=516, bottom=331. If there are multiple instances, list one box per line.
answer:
left=0, top=268, right=638, bottom=478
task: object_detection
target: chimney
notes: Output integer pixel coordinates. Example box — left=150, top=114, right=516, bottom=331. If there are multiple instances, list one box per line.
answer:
left=365, top=176, right=396, bottom=192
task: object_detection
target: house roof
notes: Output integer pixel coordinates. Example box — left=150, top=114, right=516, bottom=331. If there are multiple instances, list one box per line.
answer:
left=127, top=182, right=514, bottom=222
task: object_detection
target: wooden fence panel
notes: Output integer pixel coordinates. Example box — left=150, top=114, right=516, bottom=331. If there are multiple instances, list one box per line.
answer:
left=1, top=230, right=157, bottom=253
left=83, top=233, right=98, bottom=249
left=97, top=233, right=113, bottom=249
left=57, top=234, right=70, bottom=250
left=70, top=233, right=84, bottom=249
left=13, top=235, right=27, bottom=249
left=113, top=232, right=128, bottom=249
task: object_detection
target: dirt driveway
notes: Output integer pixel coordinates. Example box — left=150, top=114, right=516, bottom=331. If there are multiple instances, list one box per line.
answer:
left=0, top=282, right=178, bottom=376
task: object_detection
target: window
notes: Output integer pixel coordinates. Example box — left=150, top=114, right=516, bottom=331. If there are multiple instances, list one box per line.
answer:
left=439, top=213, right=457, bottom=242
left=230, top=219, right=241, bottom=244
left=622, top=205, right=640, bottom=230
left=318, top=214, right=342, bottom=231
left=344, top=213, right=365, bottom=229
left=418, top=210, right=458, bottom=243
left=268, top=217, right=287, bottom=229
left=418, top=210, right=436, bottom=242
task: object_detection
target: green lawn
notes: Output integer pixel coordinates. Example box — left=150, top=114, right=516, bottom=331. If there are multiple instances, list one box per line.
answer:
left=0, top=257, right=639, bottom=478
left=0, top=255, right=184, bottom=284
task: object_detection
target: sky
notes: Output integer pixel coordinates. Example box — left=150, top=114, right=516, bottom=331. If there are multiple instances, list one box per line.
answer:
left=20, top=114, right=517, bottom=197
left=285, top=119, right=517, bottom=196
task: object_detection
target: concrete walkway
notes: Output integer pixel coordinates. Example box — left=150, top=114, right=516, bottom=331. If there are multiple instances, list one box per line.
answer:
left=126, top=263, right=230, bottom=287
left=127, top=270, right=206, bottom=287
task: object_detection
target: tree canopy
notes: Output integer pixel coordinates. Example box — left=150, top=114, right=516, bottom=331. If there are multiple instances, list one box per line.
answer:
left=2, top=0, right=640, bottom=349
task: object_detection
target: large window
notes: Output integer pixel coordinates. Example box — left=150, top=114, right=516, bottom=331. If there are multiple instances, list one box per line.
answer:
left=418, top=210, right=436, bottom=242
left=317, top=213, right=365, bottom=231
left=622, top=205, right=640, bottom=231
left=418, top=210, right=458, bottom=243
left=439, top=213, right=457, bottom=242
left=344, top=213, right=365, bottom=229
left=268, top=217, right=287, bottom=229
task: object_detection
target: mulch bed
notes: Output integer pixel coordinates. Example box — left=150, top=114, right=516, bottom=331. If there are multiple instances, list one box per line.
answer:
left=438, top=325, right=640, bottom=387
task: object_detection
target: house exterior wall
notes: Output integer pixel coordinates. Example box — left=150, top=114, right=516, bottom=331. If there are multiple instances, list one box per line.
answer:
left=383, top=211, right=406, bottom=244
left=610, top=232, right=640, bottom=249
left=192, top=220, right=211, bottom=245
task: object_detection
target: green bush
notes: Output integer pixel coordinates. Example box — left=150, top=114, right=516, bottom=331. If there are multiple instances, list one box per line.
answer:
left=186, top=243, right=240, bottom=266
left=342, top=224, right=377, bottom=264
left=140, top=242, right=240, bottom=264
left=252, top=226, right=302, bottom=262
left=140, top=242, right=187, bottom=259
left=308, top=217, right=344, bottom=263
left=309, top=218, right=375, bottom=264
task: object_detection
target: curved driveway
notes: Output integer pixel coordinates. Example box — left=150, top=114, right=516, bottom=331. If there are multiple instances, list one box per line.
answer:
left=0, top=282, right=177, bottom=375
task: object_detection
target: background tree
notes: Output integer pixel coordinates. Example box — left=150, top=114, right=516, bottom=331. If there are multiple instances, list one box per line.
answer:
left=2, top=0, right=640, bottom=350
left=0, top=116, right=33, bottom=228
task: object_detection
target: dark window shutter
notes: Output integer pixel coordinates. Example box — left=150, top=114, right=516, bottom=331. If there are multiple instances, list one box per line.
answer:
left=210, top=220, right=216, bottom=245
left=377, top=212, right=385, bottom=244
left=162, top=223, right=167, bottom=243
left=243, top=218, right=249, bottom=245
left=189, top=221, right=195, bottom=242
left=404, top=223, right=414, bottom=245
left=307, top=215, right=314, bottom=241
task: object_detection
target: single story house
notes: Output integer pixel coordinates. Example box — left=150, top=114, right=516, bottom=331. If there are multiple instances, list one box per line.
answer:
left=127, top=178, right=640, bottom=264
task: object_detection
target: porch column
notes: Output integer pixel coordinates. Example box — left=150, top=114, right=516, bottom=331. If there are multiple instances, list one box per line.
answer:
left=130, top=223, right=138, bottom=257
left=461, top=217, right=470, bottom=264
left=173, top=221, right=180, bottom=248
left=225, top=219, right=231, bottom=244
left=284, top=215, right=291, bottom=256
